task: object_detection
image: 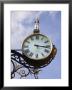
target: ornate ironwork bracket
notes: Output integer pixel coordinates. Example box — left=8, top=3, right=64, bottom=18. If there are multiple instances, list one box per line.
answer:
left=11, top=45, right=57, bottom=79
left=11, top=50, right=41, bottom=79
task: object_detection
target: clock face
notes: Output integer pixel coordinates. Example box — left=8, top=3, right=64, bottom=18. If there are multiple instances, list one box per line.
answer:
left=22, top=34, right=52, bottom=60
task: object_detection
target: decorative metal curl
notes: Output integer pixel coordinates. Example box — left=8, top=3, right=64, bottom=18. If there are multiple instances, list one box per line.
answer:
left=11, top=45, right=57, bottom=79
left=11, top=50, right=41, bottom=79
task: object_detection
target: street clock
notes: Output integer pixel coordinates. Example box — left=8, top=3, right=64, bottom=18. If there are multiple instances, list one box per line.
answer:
left=22, top=18, right=57, bottom=68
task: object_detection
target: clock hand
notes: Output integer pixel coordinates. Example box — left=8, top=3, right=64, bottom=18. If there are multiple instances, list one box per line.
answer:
left=34, top=45, right=39, bottom=47
left=34, top=44, right=49, bottom=48
left=34, top=44, right=39, bottom=49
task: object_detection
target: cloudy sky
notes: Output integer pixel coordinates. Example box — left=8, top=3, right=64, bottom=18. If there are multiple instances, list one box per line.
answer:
left=11, top=11, right=61, bottom=79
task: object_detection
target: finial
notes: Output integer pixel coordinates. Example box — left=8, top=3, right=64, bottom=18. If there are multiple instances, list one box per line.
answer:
left=33, top=17, right=40, bottom=33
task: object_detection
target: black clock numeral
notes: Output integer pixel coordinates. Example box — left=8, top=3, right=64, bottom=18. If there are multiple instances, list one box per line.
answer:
left=45, top=45, right=50, bottom=48
left=31, top=37, right=34, bottom=40
left=36, top=35, right=39, bottom=40
left=26, top=41, right=30, bottom=43
left=44, top=40, right=49, bottom=43
left=41, top=37, right=44, bottom=40
left=41, top=53, right=44, bottom=56
left=24, top=45, right=28, bottom=48
left=24, top=49, right=30, bottom=54
left=36, top=54, right=38, bottom=58
left=44, top=49, right=49, bottom=53
left=29, top=52, right=33, bottom=57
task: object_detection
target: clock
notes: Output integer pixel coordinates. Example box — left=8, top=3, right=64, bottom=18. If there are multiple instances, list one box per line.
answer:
left=22, top=18, right=57, bottom=68
left=22, top=34, right=52, bottom=60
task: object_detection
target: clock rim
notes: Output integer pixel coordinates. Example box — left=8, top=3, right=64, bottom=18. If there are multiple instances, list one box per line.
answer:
left=22, top=33, right=53, bottom=60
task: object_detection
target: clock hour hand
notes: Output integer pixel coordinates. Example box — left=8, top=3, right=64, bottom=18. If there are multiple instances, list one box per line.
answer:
left=34, top=44, right=49, bottom=48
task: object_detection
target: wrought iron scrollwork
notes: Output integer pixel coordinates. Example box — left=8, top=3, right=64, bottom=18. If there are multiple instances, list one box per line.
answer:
left=11, top=45, right=57, bottom=79
left=11, top=50, right=41, bottom=79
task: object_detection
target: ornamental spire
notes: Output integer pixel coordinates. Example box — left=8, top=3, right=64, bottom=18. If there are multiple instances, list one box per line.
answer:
left=33, top=17, right=40, bottom=33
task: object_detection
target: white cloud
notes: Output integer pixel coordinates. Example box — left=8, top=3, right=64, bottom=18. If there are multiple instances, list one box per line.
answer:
left=48, top=11, right=58, bottom=19
left=11, top=11, right=43, bottom=49
left=11, top=11, right=58, bottom=49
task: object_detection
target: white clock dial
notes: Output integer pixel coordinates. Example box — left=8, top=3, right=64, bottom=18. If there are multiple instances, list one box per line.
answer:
left=22, top=34, right=52, bottom=60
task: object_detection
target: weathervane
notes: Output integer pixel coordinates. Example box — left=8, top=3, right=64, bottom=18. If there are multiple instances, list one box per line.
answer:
left=11, top=17, right=57, bottom=79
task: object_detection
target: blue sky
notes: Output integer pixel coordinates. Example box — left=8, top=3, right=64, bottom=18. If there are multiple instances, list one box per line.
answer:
left=11, top=11, right=61, bottom=79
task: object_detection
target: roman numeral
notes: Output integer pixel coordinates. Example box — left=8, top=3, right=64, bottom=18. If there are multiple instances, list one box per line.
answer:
left=24, top=45, right=28, bottom=48
left=36, top=35, right=39, bottom=39
left=44, top=49, right=49, bottom=53
left=29, top=52, right=33, bottom=57
left=44, top=40, right=49, bottom=43
left=41, top=53, right=44, bottom=56
left=36, top=54, right=38, bottom=58
left=26, top=41, right=30, bottom=43
left=41, top=37, right=44, bottom=40
left=24, top=49, right=30, bottom=54
left=45, top=45, right=50, bottom=48
left=31, top=37, right=34, bottom=40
